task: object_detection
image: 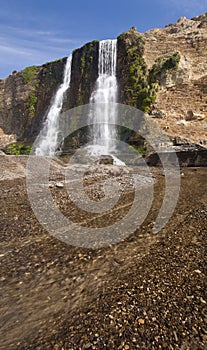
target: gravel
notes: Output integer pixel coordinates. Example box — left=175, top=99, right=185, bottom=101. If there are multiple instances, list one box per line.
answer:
left=0, top=162, right=206, bottom=350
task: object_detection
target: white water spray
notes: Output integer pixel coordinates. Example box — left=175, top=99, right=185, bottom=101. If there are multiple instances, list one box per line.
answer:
left=35, top=55, right=72, bottom=156
left=90, top=39, right=118, bottom=154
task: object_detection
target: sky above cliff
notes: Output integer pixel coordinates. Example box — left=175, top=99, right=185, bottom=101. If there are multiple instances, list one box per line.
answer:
left=0, top=0, right=207, bottom=78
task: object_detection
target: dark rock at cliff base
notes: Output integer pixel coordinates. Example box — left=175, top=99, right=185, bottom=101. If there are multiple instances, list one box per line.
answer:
left=145, top=144, right=207, bottom=167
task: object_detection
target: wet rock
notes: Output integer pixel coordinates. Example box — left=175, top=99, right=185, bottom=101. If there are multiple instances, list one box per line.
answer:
left=97, top=155, right=114, bottom=165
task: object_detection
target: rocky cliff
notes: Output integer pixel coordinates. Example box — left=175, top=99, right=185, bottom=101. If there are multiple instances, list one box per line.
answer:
left=0, top=13, right=206, bottom=149
left=0, top=58, right=66, bottom=145
left=143, top=13, right=207, bottom=146
left=64, top=40, right=99, bottom=110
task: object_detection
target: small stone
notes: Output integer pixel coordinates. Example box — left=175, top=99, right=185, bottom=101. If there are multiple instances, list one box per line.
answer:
left=173, top=330, right=178, bottom=342
left=124, top=345, right=130, bottom=350
left=138, top=318, right=145, bottom=325
left=186, top=110, right=194, bottom=121
left=56, top=182, right=64, bottom=188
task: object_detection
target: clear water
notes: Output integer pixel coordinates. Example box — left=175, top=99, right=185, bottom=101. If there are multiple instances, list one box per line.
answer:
left=35, top=55, right=72, bottom=156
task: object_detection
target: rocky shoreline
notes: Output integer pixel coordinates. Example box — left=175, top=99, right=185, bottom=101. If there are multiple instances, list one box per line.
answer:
left=0, top=156, right=206, bottom=349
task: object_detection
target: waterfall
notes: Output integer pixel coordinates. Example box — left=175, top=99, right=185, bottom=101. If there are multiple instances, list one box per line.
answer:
left=90, top=39, right=118, bottom=154
left=35, top=55, right=72, bottom=156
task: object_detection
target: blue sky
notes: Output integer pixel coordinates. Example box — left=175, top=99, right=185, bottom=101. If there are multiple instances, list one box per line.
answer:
left=0, top=0, right=207, bottom=78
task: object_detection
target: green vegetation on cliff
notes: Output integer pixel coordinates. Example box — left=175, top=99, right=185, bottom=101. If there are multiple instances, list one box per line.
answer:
left=6, top=143, right=32, bottom=155
left=23, top=66, right=39, bottom=87
left=117, top=28, right=157, bottom=112
left=117, top=29, right=181, bottom=113
left=26, top=92, right=38, bottom=119
left=22, top=66, right=39, bottom=121
left=148, top=52, right=181, bottom=84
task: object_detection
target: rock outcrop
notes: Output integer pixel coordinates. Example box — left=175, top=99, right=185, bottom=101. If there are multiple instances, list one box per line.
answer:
left=0, top=59, right=66, bottom=142
left=64, top=40, right=99, bottom=109
left=143, top=14, right=207, bottom=145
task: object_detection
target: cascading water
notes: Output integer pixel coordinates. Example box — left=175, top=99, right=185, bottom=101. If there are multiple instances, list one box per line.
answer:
left=88, top=39, right=125, bottom=165
left=89, top=39, right=118, bottom=154
left=35, top=55, right=72, bottom=156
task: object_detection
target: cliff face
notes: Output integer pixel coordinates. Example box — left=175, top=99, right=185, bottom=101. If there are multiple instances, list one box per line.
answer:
left=117, top=28, right=148, bottom=109
left=0, top=59, right=66, bottom=143
left=0, top=13, right=207, bottom=148
left=64, top=40, right=99, bottom=110
left=117, top=14, right=207, bottom=145
left=143, top=14, right=207, bottom=145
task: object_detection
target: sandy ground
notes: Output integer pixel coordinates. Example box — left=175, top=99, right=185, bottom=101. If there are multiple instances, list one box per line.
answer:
left=0, top=155, right=206, bottom=349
